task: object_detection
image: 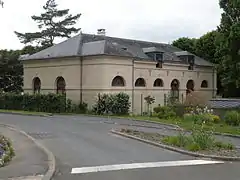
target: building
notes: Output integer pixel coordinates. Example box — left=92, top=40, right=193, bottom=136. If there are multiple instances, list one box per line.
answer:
left=21, top=30, right=217, bottom=114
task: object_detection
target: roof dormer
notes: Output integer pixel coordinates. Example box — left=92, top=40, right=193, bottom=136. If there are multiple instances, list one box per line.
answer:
left=174, top=51, right=195, bottom=70
left=142, top=47, right=164, bottom=62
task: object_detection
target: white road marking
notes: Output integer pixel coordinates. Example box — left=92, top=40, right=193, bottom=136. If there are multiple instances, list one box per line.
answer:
left=71, top=159, right=224, bottom=174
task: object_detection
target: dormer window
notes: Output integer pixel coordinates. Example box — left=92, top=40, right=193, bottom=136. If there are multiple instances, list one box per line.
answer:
left=156, top=53, right=163, bottom=61
left=142, top=47, right=164, bottom=68
left=174, top=51, right=195, bottom=70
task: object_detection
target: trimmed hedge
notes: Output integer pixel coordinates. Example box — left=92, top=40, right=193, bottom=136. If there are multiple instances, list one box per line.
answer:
left=0, top=93, right=67, bottom=113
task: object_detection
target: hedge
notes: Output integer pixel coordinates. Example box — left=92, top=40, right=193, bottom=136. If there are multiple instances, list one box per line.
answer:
left=0, top=93, right=67, bottom=113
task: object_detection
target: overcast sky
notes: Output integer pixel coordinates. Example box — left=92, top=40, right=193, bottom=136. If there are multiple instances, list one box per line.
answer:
left=0, top=0, right=222, bottom=50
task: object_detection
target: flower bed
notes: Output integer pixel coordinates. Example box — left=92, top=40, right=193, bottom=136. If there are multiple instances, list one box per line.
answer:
left=120, top=128, right=240, bottom=157
left=0, top=134, right=15, bottom=167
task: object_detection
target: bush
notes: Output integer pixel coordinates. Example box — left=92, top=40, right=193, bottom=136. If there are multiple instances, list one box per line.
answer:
left=153, top=106, right=176, bottom=119
left=191, top=129, right=215, bottom=150
left=224, top=111, right=240, bottom=126
left=92, top=93, right=130, bottom=115
left=183, top=113, right=220, bottom=124
left=0, top=93, right=67, bottom=113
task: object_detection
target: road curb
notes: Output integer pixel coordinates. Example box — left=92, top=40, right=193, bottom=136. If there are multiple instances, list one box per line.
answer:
left=0, top=123, right=56, bottom=180
left=111, top=129, right=240, bottom=161
left=0, top=112, right=52, bottom=117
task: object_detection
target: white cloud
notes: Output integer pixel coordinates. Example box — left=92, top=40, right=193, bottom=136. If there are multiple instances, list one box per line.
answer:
left=0, top=0, right=222, bottom=50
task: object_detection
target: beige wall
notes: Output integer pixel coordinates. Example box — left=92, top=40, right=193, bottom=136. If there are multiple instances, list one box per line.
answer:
left=23, top=55, right=216, bottom=114
left=23, top=57, right=82, bottom=102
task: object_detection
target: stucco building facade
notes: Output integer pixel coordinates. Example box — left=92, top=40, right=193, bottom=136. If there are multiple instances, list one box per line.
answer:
left=21, top=31, right=217, bottom=114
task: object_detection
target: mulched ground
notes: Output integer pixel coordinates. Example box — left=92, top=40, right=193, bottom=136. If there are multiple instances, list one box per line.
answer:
left=120, top=128, right=240, bottom=157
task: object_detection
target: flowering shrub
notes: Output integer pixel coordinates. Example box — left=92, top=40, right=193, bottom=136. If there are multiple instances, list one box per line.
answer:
left=0, top=135, right=15, bottom=167
left=183, top=106, right=220, bottom=124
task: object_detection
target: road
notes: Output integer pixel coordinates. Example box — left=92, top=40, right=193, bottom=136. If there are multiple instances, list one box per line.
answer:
left=0, top=114, right=240, bottom=180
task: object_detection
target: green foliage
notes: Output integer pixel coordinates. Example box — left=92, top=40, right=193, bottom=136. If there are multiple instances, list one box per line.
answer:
left=224, top=111, right=240, bottom=126
left=0, top=93, right=67, bottom=113
left=0, top=50, right=23, bottom=93
left=144, top=95, right=155, bottom=115
left=172, top=37, right=197, bottom=54
left=92, top=93, right=130, bottom=115
left=162, top=135, right=188, bottom=147
left=217, top=0, right=240, bottom=95
left=14, top=0, right=81, bottom=47
left=153, top=106, right=176, bottom=119
left=191, top=129, right=215, bottom=150
left=162, top=127, right=234, bottom=152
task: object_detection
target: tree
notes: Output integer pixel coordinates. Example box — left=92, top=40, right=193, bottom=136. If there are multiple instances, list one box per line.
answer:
left=0, top=50, right=23, bottom=93
left=217, top=0, right=240, bottom=97
left=15, top=0, right=81, bottom=47
left=0, top=0, right=4, bottom=8
left=195, top=31, right=218, bottom=63
left=172, top=37, right=197, bottom=54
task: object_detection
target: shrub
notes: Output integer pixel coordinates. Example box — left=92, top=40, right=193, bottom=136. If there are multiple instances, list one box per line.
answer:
left=0, top=93, right=67, bottom=113
left=191, top=129, right=215, bottom=150
left=224, top=111, right=240, bottom=126
left=92, top=93, right=130, bottom=115
left=153, top=106, right=176, bottom=119
left=210, top=114, right=221, bottom=123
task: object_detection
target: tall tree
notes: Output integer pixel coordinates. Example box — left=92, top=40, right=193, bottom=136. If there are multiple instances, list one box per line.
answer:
left=217, top=0, right=240, bottom=97
left=15, top=0, right=81, bottom=47
left=195, top=31, right=218, bottom=63
left=172, top=37, right=197, bottom=54
left=0, top=50, right=23, bottom=93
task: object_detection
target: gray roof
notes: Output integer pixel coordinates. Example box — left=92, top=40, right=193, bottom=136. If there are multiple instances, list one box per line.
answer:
left=209, top=99, right=240, bottom=109
left=21, top=33, right=213, bottom=67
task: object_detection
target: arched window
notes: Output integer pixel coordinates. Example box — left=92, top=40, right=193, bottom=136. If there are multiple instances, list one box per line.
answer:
left=33, top=77, right=41, bottom=94
left=171, top=79, right=180, bottom=98
left=186, top=80, right=195, bottom=94
left=154, top=78, right=164, bottom=87
left=135, top=78, right=146, bottom=87
left=111, top=76, right=125, bottom=87
left=56, top=76, right=66, bottom=94
left=201, top=80, right=208, bottom=88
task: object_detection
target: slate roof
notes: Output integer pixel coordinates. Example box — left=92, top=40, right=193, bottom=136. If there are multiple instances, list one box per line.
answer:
left=20, top=33, right=213, bottom=67
left=209, top=99, right=240, bottom=109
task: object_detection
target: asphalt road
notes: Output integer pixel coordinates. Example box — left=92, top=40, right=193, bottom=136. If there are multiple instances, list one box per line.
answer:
left=0, top=114, right=240, bottom=180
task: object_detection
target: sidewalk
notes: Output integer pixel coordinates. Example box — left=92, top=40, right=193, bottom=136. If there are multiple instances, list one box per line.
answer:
left=0, top=126, right=48, bottom=180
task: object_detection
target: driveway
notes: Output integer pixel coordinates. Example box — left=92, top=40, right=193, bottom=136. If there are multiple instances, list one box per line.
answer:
left=0, top=114, right=240, bottom=180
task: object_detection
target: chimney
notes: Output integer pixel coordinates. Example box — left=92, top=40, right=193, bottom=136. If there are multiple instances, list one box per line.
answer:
left=97, top=29, right=106, bottom=36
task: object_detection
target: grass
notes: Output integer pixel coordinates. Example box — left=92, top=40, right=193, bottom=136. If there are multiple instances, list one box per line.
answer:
left=121, top=129, right=237, bottom=155
left=109, top=115, right=240, bottom=136
left=0, top=109, right=52, bottom=116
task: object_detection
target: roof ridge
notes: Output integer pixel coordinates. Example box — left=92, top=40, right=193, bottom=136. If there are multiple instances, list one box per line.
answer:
left=81, top=33, right=171, bottom=47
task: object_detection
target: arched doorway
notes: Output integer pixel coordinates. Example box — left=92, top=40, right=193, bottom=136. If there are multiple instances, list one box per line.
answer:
left=33, top=77, right=41, bottom=94
left=56, top=76, right=66, bottom=94
left=171, top=79, right=180, bottom=99
left=186, top=80, right=194, bottom=94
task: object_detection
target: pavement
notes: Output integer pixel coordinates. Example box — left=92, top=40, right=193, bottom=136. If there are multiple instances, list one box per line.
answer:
left=0, top=126, right=48, bottom=180
left=0, top=113, right=240, bottom=180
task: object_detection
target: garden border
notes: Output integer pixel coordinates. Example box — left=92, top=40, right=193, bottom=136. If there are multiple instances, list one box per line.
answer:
left=111, top=129, right=240, bottom=161
left=0, top=124, right=56, bottom=180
